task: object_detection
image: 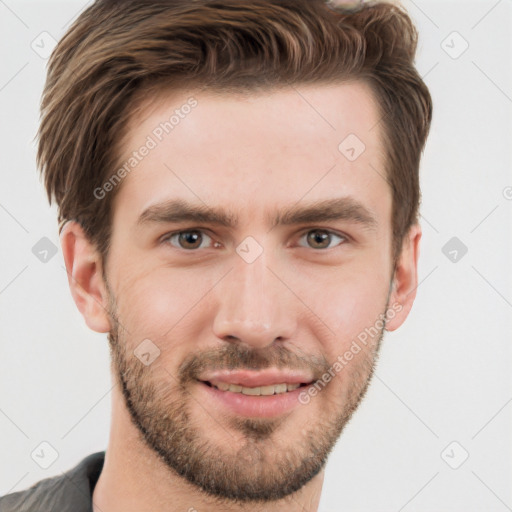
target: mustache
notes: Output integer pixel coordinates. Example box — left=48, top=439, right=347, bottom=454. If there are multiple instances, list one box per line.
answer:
left=177, top=343, right=330, bottom=386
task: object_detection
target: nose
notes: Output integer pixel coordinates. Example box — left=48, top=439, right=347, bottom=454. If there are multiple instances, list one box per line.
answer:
left=212, top=247, right=296, bottom=349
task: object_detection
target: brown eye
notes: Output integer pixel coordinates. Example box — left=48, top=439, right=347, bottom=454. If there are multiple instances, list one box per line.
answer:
left=164, top=230, right=214, bottom=250
left=299, top=229, right=346, bottom=250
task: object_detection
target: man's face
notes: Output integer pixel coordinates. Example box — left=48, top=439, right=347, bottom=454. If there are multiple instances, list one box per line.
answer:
left=102, top=81, right=397, bottom=502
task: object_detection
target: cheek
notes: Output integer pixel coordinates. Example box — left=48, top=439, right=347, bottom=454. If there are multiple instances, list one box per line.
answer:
left=112, top=265, right=217, bottom=341
left=304, top=266, right=390, bottom=350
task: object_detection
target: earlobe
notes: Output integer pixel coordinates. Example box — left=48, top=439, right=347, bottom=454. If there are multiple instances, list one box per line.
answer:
left=385, top=223, right=422, bottom=332
left=60, top=221, right=112, bottom=333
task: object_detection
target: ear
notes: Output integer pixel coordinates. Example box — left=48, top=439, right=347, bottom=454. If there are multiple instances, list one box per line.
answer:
left=60, top=221, right=112, bottom=333
left=385, top=223, right=422, bottom=332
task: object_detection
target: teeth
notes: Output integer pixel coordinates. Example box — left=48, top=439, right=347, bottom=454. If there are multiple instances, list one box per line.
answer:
left=209, top=381, right=302, bottom=395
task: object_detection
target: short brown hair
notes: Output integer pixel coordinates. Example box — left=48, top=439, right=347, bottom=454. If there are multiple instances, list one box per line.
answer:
left=37, top=0, right=432, bottom=271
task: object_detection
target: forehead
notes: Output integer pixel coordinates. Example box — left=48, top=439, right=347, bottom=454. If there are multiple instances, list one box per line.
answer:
left=112, top=80, right=389, bottom=229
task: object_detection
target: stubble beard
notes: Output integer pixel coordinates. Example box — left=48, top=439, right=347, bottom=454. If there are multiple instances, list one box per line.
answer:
left=105, top=291, right=386, bottom=506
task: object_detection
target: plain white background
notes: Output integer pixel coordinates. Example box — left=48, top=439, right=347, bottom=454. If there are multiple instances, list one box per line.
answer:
left=0, top=1, right=511, bottom=510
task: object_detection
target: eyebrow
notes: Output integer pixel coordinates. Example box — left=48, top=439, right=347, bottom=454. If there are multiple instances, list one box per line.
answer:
left=136, top=197, right=378, bottom=232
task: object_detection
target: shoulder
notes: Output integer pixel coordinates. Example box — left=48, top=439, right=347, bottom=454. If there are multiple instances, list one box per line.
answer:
left=0, top=451, right=105, bottom=512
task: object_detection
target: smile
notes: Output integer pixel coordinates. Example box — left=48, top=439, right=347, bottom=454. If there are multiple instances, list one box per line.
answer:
left=204, top=380, right=308, bottom=396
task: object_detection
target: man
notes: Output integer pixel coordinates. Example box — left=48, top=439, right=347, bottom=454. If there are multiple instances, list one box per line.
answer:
left=0, top=0, right=432, bottom=510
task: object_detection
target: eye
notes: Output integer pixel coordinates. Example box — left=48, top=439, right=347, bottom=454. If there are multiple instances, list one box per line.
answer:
left=160, top=228, right=348, bottom=252
left=161, top=229, right=220, bottom=250
left=297, top=229, right=348, bottom=250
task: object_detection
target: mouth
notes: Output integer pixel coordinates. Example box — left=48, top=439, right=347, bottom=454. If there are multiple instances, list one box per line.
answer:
left=197, top=379, right=313, bottom=418
left=200, top=380, right=311, bottom=396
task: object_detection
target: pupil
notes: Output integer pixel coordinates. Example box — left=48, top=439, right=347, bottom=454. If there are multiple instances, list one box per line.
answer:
left=308, top=230, right=329, bottom=248
left=180, top=231, right=201, bottom=248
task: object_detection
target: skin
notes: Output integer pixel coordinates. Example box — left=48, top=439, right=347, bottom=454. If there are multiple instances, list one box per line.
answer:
left=61, top=80, right=421, bottom=512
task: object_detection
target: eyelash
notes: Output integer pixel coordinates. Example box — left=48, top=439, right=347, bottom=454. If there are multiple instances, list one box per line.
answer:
left=160, top=228, right=350, bottom=251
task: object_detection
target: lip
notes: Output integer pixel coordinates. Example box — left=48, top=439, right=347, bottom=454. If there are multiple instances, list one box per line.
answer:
left=198, top=380, right=311, bottom=418
left=197, top=369, right=314, bottom=388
